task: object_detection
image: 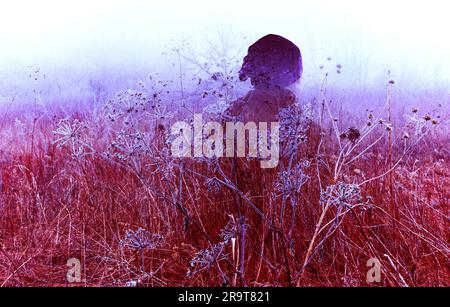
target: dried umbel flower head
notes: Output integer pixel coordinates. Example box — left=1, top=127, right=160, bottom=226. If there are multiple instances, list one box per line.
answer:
left=219, top=215, right=238, bottom=243
left=187, top=242, right=228, bottom=277
left=274, top=160, right=310, bottom=197
left=346, top=127, right=361, bottom=143
left=107, top=131, right=150, bottom=162
left=53, top=118, right=93, bottom=158
left=405, top=112, right=428, bottom=136
left=187, top=216, right=242, bottom=277
left=53, top=118, right=87, bottom=146
left=104, top=90, right=148, bottom=126
left=203, top=99, right=230, bottom=117
left=120, top=228, right=164, bottom=250
left=320, top=182, right=362, bottom=209
left=423, top=114, right=432, bottom=121
left=211, top=72, right=223, bottom=81
left=279, top=104, right=312, bottom=155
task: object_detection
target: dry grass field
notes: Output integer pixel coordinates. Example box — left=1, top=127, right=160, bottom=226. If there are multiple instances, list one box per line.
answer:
left=0, top=59, right=448, bottom=287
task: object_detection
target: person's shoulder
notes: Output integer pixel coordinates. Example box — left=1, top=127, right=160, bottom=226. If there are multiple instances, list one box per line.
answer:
left=223, top=97, right=245, bottom=120
left=244, top=89, right=272, bottom=103
left=277, top=88, right=296, bottom=107
left=244, top=88, right=295, bottom=103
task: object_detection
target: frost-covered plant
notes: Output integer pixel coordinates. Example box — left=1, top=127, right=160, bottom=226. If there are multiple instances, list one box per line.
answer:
left=120, top=228, right=164, bottom=250
left=104, top=78, right=177, bottom=128
left=203, top=99, right=231, bottom=117
left=147, top=104, right=175, bottom=121
left=172, top=36, right=248, bottom=104
left=107, top=130, right=150, bottom=163
left=53, top=118, right=94, bottom=158
left=340, top=127, right=361, bottom=144
left=219, top=215, right=238, bottom=243
left=274, top=160, right=310, bottom=198
left=120, top=228, right=164, bottom=278
left=279, top=103, right=312, bottom=156
left=104, top=90, right=148, bottom=127
left=150, top=147, right=178, bottom=180
left=186, top=242, right=228, bottom=277
left=186, top=216, right=239, bottom=277
left=12, top=118, right=27, bottom=141
left=405, top=108, right=439, bottom=137
left=320, top=182, right=362, bottom=209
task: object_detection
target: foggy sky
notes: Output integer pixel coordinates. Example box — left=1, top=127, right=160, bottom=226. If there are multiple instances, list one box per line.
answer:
left=1, top=0, right=450, bottom=97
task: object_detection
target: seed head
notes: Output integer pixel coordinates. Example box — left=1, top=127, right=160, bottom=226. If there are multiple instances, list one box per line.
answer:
left=346, top=127, right=361, bottom=143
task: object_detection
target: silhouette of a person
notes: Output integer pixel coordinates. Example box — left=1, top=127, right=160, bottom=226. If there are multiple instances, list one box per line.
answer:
left=220, top=35, right=309, bottom=200
left=225, top=34, right=302, bottom=123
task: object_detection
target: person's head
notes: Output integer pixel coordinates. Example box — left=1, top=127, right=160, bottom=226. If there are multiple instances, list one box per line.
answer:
left=239, top=34, right=302, bottom=89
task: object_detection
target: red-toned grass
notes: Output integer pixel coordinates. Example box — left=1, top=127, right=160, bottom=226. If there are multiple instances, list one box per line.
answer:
left=0, top=105, right=448, bottom=287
